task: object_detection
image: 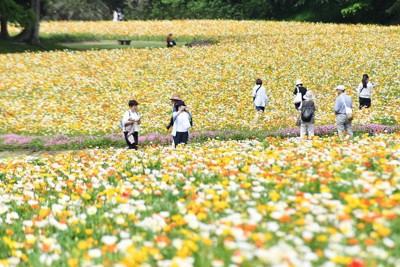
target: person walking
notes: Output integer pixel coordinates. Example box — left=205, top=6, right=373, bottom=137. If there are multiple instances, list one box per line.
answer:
left=172, top=100, right=191, bottom=147
left=252, top=78, right=268, bottom=112
left=334, top=85, right=353, bottom=138
left=356, top=74, right=375, bottom=109
left=122, top=100, right=141, bottom=150
left=293, top=79, right=308, bottom=110
left=299, top=91, right=316, bottom=138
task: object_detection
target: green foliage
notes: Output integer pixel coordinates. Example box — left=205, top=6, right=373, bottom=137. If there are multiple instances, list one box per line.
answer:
left=372, top=115, right=397, bottom=126
left=34, top=0, right=400, bottom=24
left=0, top=0, right=36, bottom=27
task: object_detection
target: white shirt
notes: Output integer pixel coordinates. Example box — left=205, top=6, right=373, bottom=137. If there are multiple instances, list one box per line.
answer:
left=172, top=111, right=191, bottom=136
left=122, top=110, right=141, bottom=132
left=357, top=82, right=374, bottom=98
left=252, top=85, right=268, bottom=107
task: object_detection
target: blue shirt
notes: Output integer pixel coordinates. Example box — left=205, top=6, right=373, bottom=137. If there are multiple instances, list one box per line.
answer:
left=334, top=93, right=352, bottom=114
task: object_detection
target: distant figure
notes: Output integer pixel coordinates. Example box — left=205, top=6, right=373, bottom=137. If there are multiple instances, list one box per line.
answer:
left=117, top=8, right=123, bottom=21
left=356, top=74, right=375, bottom=109
left=113, top=10, right=118, bottom=22
left=167, top=33, right=176, bottom=48
left=252, top=78, right=268, bottom=112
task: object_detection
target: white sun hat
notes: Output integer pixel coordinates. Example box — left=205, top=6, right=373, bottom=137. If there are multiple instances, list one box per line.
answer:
left=295, top=79, right=303, bottom=86
left=335, top=85, right=345, bottom=91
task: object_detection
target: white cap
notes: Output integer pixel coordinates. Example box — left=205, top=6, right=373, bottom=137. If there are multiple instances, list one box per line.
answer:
left=335, top=85, right=345, bottom=91
left=295, top=79, right=303, bottom=86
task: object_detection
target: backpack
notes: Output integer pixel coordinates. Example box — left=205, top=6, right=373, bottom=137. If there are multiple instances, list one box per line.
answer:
left=301, top=106, right=314, bottom=122
left=119, top=111, right=131, bottom=131
left=188, top=112, right=193, bottom=126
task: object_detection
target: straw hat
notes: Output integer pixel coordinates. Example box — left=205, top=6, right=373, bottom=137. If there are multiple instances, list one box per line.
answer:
left=169, top=93, right=182, bottom=101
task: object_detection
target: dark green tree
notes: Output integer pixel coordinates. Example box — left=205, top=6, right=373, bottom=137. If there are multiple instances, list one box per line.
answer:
left=0, top=0, right=35, bottom=40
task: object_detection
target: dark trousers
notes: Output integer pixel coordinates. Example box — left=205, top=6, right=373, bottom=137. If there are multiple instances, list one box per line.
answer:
left=359, top=97, right=371, bottom=109
left=124, top=131, right=138, bottom=150
left=173, top=132, right=189, bottom=147
left=255, top=106, right=265, bottom=112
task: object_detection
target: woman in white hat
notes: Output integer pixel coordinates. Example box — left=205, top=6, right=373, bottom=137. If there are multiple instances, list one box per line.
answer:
left=293, top=79, right=308, bottom=110
left=299, top=91, right=316, bottom=138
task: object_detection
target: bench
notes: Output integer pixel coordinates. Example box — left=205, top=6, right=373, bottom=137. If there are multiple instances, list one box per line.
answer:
left=118, top=40, right=131, bottom=45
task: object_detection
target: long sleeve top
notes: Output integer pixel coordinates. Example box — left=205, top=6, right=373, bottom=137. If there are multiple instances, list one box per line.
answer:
left=172, top=111, right=191, bottom=136
left=252, top=85, right=268, bottom=107
left=356, top=82, right=374, bottom=98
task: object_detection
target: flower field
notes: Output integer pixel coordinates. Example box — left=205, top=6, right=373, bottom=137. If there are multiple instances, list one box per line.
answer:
left=1, top=21, right=399, bottom=136
left=0, top=134, right=399, bottom=266
left=1, top=20, right=399, bottom=267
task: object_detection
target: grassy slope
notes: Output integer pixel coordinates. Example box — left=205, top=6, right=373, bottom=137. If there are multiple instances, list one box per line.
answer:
left=0, top=38, right=184, bottom=53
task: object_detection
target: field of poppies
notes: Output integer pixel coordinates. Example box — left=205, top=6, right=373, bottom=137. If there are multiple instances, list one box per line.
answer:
left=0, top=20, right=399, bottom=267
left=1, top=20, right=399, bottom=136
left=0, top=133, right=399, bottom=267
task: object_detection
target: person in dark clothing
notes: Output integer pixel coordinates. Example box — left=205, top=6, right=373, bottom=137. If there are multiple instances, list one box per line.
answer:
left=167, top=33, right=176, bottom=47
left=293, top=79, right=308, bottom=110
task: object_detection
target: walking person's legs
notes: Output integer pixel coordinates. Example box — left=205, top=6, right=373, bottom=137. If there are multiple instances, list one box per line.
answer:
left=133, top=131, right=139, bottom=150
left=174, top=132, right=189, bottom=147
left=124, top=131, right=135, bottom=149
left=345, top=120, right=353, bottom=137
left=308, top=123, right=315, bottom=137
left=336, top=114, right=347, bottom=138
left=255, top=106, right=265, bottom=112
left=300, top=123, right=307, bottom=138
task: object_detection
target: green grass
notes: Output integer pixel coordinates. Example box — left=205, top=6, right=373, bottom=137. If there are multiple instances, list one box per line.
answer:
left=59, top=40, right=184, bottom=50
left=0, top=33, right=200, bottom=54
left=0, top=39, right=66, bottom=53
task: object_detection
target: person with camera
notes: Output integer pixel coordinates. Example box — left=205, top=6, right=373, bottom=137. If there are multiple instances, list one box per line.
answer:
left=122, top=99, right=141, bottom=150
left=356, top=74, right=375, bottom=109
left=171, top=100, right=191, bottom=147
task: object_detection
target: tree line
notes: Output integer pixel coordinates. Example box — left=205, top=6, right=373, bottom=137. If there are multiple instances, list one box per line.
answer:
left=1, top=0, right=399, bottom=43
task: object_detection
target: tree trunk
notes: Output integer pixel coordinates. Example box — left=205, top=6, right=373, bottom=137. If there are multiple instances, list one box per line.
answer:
left=30, top=0, right=40, bottom=44
left=13, top=0, right=40, bottom=44
left=0, top=16, right=10, bottom=40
